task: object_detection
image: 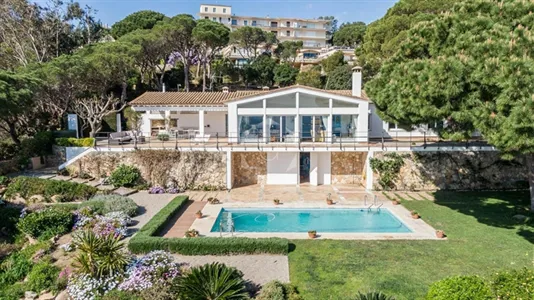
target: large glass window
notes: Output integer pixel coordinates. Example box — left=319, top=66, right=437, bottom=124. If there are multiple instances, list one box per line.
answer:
left=301, top=115, right=328, bottom=142
left=238, top=100, right=263, bottom=108
left=333, top=115, right=358, bottom=138
left=299, top=94, right=329, bottom=108
left=267, top=115, right=296, bottom=142
left=239, top=116, right=263, bottom=142
left=333, top=100, right=358, bottom=108
left=266, top=95, right=296, bottom=108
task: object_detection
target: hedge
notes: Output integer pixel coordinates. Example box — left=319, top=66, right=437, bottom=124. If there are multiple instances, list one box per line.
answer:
left=55, top=137, right=95, bottom=147
left=128, top=196, right=289, bottom=255
left=4, top=176, right=98, bottom=202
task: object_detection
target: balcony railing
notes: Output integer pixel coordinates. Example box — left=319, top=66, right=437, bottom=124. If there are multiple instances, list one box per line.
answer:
left=92, top=131, right=491, bottom=152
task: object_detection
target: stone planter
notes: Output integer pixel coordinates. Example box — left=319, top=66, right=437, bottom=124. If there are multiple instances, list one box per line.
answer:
left=411, top=212, right=420, bottom=219
left=195, top=212, right=203, bottom=219
left=326, top=199, right=334, bottom=205
left=308, top=231, right=317, bottom=239
left=273, top=199, right=280, bottom=205
left=392, top=200, right=400, bottom=205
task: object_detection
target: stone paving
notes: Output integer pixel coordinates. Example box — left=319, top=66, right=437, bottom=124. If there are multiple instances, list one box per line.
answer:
left=160, top=200, right=207, bottom=238
left=127, top=191, right=177, bottom=234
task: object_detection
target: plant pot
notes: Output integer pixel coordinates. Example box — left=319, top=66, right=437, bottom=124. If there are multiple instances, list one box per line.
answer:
left=392, top=200, right=400, bottom=205
left=195, top=213, right=203, bottom=219
left=326, top=199, right=334, bottom=205
left=274, top=200, right=280, bottom=205
left=308, top=232, right=317, bottom=239
left=436, top=231, right=445, bottom=238
left=411, top=214, right=420, bottom=219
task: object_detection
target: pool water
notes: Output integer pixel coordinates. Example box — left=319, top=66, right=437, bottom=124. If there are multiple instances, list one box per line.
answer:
left=210, top=208, right=412, bottom=233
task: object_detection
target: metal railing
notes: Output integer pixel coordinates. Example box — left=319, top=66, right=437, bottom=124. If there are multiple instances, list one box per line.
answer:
left=93, top=130, right=491, bottom=152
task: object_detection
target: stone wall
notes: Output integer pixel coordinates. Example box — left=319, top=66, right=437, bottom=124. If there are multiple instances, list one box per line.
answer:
left=372, top=151, right=528, bottom=191
left=68, top=150, right=227, bottom=190
left=232, top=152, right=266, bottom=187
left=331, top=152, right=367, bottom=185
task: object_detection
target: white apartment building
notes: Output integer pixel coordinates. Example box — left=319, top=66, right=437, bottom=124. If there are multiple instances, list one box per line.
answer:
left=198, top=4, right=329, bottom=50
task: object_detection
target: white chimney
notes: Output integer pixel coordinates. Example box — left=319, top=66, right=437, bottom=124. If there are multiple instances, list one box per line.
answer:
left=352, top=66, right=362, bottom=97
left=162, top=83, right=166, bottom=93
left=222, top=86, right=229, bottom=93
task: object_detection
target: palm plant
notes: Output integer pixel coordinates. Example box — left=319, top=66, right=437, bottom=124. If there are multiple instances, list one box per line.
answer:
left=354, top=291, right=396, bottom=300
left=177, top=263, right=249, bottom=300
left=73, top=230, right=129, bottom=277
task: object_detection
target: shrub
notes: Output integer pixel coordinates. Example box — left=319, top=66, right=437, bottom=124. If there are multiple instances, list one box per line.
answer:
left=426, top=275, right=492, bottom=300
left=0, top=282, right=26, bottom=300
left=177, top=263, right=248, bottom=300
left=0, top=140, right=19, bottom=161
left=99, top=290, right=142, bottom=300
left=354, top=291, right=396, bottom=300
left=17, top=208, right=73, bottom=240
left=119, top=251, right=181, bottom=292
left=26, top=260, right=60, bottom=293
left=4, top=176, right=98, bottom=202
left=55, top=137, right=95, bottom=147
left=0, top=175, right=9, bottom=186
left=0, top=206, right=21, bottom=241
left=128, top=196, right=289, bottom=255
left=157, top=133, right=169, bottom=141
left=67, top=273, right=122, bottom=300
left=73, top=208, right=130, bottom=238
left=80, top=195, right=138, bottom=217
left=491, top=268, right=534, bottom=300
left=109, top=164, right=141, bottom=187
left=257, top=280, right=304, bottom=300
left=0, top=242, right=51, bottom=289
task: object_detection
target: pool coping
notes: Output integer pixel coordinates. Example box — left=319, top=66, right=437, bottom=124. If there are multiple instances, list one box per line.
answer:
left=192, top=201, right=442, bottom=240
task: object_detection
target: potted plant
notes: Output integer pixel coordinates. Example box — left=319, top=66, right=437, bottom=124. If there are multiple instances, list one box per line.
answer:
left=273, top=199, right=280, bottom=205
left=207, top=197, right=220, bottom=204
left=195, top=210, right=203, bottom=219
left=308, top=230, right=317, bottom=239
left=436, top=230, right=446, bottom=239
left=411, top=211, right=420, bottom=219
left=326, top=193, right=334, bottom=205
left=185, top=229, right=199, bottom=238
left=392, top=199, right=400, bottom=205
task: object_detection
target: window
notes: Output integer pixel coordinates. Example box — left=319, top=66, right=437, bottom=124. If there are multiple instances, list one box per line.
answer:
left=239, top=116, right=263, bottom=141
left=213, top=7, right=216, bottom=12
left=204, top=16, right=209, bottom=19
left=223, top=8, right=227, bottom=13
left=332, top=100, right=358, bottom=108
left=231, top=19, right=237, bottom=25
left=332, top=115, right=358, bottom=138
left=212, top=17, right=216, bottom=21
left=204, top=7, right=208, bottom=12
left=299, top=94, right=329, bottom=108
left=267, top=116, right=296, bottom=142
left=286, top=21, right=291, bottom=27
left=266, top=95, right=296, bottom=108
left=238, top=100, right=263, bottom=108
left=244, top=20, right=248, bottom=26
left=286, top=31, right=290, bottom=37
left=252, top=20, right=257, bottom=26
left=219, top=17, right=222, bottom=23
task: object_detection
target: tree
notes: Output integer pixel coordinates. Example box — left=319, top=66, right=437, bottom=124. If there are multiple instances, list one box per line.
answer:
left=248, top=54, right=276, bottom=86
left=156, top=14, right=197, bottom=92
left=296, top=69, right=323, bottom=89
left=111, top=10, right=166, bottom=39
left=274, top=63, right=299, bottom=87
left=321, top=51, right=346, bottom=73
left=0, top=71, right=42, bottom=144
left=325, top=65, right=352, bottom=90
left=365, top=0, right=534, bottom=211
left=275, top=41, right=303, bottom=64
left=230, top=26, right=273, bottom=61
left=192, top=19, right=230, bottom=91
left=333, top=22, right=367, bottom=47
left=359, top=0, right=459, bottom=81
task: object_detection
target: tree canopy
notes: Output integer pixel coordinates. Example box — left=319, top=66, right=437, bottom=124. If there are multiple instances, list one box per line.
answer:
left=230, top=26, right=277, bottom=61
left=296, top=69, right=323, bottom=89
left=275, top=41, right=303, bottom=64
left=321, top=51, right=346, bottom=73
left=325, top=65, right=352, bottom=90
left=358, top=0, right=458, bottom=81
left=274, top=63, right=299, bottom=87
left=111, top=10, right=167, bottom=38
left=365, top=0, right=534, bottom=210
left=333, top=22, right=367, bottom=47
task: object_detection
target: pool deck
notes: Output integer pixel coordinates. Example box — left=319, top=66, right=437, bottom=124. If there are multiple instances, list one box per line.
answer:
left=191, top=198, right=441, bottom=240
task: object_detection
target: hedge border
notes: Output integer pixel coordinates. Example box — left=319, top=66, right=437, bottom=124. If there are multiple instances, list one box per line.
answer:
left=128, top=196, right=289, bottom=255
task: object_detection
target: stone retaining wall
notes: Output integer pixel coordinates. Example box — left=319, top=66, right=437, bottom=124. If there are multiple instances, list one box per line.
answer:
left=331, top=152, right=367, bottom=185
left=373, top=151, right=528, bottom=191
left=68, top=150, right=227, bottom=190
left=232, top=152, right=266, bottom=187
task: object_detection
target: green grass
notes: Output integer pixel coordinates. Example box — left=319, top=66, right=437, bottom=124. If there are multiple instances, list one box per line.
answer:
left=288, top=191, right=534, bottom=300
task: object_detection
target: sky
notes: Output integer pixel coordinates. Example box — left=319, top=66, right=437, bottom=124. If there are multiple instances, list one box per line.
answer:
left=72, top=0, right=399, bottom=27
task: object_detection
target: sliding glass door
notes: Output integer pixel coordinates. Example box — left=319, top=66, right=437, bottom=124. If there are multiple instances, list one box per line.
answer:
left=267, top=116, right=296, bottom=142
left=301, top=115, right=328, bottom=142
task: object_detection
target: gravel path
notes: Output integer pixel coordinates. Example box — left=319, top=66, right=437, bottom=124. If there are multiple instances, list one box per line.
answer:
left=173, top=254, right=289, bottom=285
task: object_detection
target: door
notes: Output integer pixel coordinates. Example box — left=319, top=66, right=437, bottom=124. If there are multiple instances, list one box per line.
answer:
left=300, top=152, right=310, bottom=183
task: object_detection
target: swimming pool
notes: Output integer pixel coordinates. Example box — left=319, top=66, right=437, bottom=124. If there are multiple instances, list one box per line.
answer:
left=210, top=208, right=412, bottom=233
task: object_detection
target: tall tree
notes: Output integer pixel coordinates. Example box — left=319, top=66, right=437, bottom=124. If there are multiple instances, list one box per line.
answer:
left=333, top=22, right=367, bottom=47
left=366, top=0, right=534, bottom=211
left=275, top=41, right=303, bottom=64
left=192, top=19, right=230, bottom=91
left=359, top=0, right=458, bottom=81
left=156, top=14, right=197, bottom=92
left=274, top=63, right=299, bottom=87
left=296, top=69, right=323, bottom=89
left=325, top=65, right=352, bottom=90
left=321, top=51, right=346, bottom=73
left=230, top=26, right=273, bottom=61
left=0, top=71, right=42, bottom=144
left=111, top=10, right=167, bottom=39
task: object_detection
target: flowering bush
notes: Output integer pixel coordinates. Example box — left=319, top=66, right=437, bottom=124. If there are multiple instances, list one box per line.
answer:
left=67, top=273, right=122, bottom=300
left=148, top=186, right=165, bottom=194
left=73, top=208, right=130, bottom=239
left=118, top=251, right=182, bottom=292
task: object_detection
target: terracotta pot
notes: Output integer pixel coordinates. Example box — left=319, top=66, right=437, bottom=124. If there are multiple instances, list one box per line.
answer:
left=274, top=200, right=280, bottom=205
left=392, top=200, right=399, bottom=205
left=411, top=214, right=420, bottom=219
left=195, top=213, right=203, bottom=219
left=436, top=231, right=445, bottom=238
left=326, top=199, right=334, bottom=205
left=308, top=232, right=317, bottom=239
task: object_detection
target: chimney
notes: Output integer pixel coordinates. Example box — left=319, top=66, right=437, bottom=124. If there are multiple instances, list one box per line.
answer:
left=222, top=86, right=229, bottom=93
left=162, top=83, right=166, bottom=93
left=352, top=66, right=362, bottom=97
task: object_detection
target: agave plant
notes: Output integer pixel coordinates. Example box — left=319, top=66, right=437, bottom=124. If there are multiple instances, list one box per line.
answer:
left=354, top=291, right=396, bottom=300
left=177, top=262, right=249, bottom=300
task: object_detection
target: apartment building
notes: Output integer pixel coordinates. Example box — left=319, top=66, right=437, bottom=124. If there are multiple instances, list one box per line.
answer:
left=198, top=4, right=329, bottom=49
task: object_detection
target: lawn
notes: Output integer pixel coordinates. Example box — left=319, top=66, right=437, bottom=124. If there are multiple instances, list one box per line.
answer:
left=288, top=191, right=534, bottom=300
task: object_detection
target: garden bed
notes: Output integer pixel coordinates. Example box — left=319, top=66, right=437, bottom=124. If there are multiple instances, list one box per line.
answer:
left=128, top=196, right=289, bottom=255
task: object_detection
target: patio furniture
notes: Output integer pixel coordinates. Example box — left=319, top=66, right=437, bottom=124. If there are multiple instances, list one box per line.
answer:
left=109, top=131, right=132, bottom=145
